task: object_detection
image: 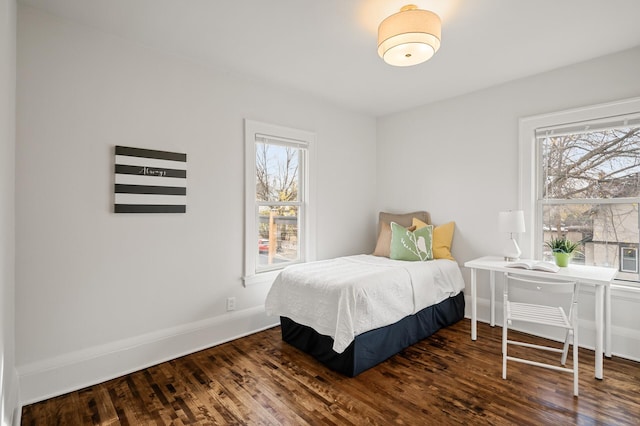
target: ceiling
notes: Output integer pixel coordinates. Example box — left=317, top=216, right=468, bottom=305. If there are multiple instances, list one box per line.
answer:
left=18, top=0, right=640, bottom=117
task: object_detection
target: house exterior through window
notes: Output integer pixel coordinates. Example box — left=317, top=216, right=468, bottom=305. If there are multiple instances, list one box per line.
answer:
left=519, top=98, right=640, bottom=286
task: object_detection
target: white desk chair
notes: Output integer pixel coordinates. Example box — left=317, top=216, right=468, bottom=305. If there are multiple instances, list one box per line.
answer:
left=502, top=273, right=580, bottom=396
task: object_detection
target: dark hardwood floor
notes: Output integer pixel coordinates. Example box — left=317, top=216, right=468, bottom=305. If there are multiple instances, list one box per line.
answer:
left=21, top=319, right=640, bottom=425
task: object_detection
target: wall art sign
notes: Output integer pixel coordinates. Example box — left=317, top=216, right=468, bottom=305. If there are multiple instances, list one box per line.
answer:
left=114, top=145, right=187, bottom=213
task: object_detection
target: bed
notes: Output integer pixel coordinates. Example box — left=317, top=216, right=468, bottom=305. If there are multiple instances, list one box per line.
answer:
left=264, top=211, right=466, bottom=376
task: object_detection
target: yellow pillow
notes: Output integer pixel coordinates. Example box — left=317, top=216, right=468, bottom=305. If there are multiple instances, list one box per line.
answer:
left=413, top=218, right=455, bottom=261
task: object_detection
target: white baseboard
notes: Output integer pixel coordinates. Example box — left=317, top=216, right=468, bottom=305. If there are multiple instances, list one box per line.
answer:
left=17, top=307, right=279, bottom=406
left=465, top=294, right=640, bottom=363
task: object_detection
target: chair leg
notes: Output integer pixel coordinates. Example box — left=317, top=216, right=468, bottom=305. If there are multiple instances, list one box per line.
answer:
left=502, top=320, right=508, bottom=379
left=573, top=326, right=579, bottom=396
left=561, top=329, right=572, bottom=365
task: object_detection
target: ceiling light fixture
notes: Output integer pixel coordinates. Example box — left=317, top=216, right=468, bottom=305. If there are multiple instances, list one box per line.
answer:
left=377, top=4, right=441, bottom=67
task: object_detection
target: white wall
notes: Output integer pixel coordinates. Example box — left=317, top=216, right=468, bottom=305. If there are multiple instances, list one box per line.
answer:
left=0, top=0, right=17, bottom=423
left=15, top=6, right=377, bottom=404
left=377, top=46, right=640, bottom=360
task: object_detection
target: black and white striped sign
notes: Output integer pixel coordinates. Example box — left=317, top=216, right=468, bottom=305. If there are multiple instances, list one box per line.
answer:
left=114, top=146, right=187, bottom=213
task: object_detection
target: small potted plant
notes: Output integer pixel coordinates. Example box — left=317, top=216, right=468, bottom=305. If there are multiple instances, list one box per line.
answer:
left=545, top=237, right=581, bottom=267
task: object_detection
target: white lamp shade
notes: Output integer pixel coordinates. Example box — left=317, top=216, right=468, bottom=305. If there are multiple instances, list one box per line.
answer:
left=377, top=5, right=441, bottom=67
left=498, top=210, right=525, bottom=234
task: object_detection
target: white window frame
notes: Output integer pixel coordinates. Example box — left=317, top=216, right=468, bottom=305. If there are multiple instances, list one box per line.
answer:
left=243, top=119, right=316, bottom=286
left=620, top=246, right=638, bottom=273
left=519, top=96, right=640, bottom=288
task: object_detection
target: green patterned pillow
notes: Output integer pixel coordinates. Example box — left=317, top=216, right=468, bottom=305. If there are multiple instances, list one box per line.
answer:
left=390, top=221, right=433, bottom=261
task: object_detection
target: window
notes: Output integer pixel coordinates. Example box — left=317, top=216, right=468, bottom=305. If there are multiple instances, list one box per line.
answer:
left=243, top=120, right=315, bottom=286
left=620, top=246, right=638, bottom=273
left=519, top=97, right=640, bottom=286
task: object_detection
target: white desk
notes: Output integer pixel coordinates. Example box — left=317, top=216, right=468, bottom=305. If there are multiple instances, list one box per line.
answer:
left=464, top=256, right=617, bottom=379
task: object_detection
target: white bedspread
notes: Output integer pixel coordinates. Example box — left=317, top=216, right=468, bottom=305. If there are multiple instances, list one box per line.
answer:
left=264, top=255, right=465, bottom=353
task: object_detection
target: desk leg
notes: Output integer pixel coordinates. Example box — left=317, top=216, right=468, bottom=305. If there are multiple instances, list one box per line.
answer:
left=471, top=268, right=477, bottom=340
left=595, top=284, right=604, bottom=380
left=490, top=271, right=495, bottom=327
left=605, top=284, right=612, bottom=358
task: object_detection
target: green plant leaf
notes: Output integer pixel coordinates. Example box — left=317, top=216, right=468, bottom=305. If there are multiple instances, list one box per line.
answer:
left=544, top=236, right=581, bottom=254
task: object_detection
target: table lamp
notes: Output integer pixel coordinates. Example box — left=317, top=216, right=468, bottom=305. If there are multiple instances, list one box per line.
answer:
left=498, top=210, right=525, bottom=261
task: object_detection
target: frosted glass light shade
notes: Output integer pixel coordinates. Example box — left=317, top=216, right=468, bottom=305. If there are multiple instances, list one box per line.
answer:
left=498, top=210, right=526, bottom=234
left=377, top=5, right=442, bottom=67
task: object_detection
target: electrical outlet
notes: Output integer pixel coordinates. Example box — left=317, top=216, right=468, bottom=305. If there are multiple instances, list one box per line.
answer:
left=226, top=297, right=236, bottom=311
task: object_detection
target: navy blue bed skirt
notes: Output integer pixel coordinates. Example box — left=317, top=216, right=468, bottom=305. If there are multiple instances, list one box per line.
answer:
left=280, top=291, right=465, bottom=377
